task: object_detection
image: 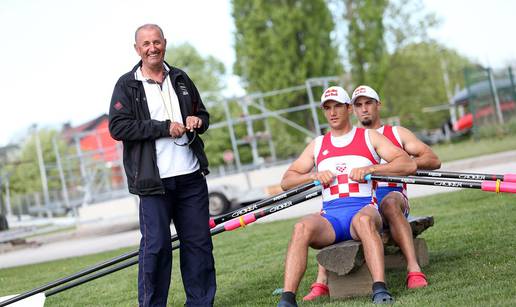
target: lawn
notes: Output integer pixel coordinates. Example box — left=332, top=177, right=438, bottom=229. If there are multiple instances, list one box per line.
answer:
left=430, top=133, right=516, bottom=162
left=1, top=189, right=515, bottom=306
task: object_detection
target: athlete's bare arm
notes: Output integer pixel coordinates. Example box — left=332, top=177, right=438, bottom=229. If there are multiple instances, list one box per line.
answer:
left=280, top=140, right=334, bottom=190
left=350, top=130, right=416, bottom=181
left=397, top=126, right=441, bottom=170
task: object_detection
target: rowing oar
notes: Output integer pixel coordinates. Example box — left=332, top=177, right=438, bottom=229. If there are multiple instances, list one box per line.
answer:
left=38, top=188, right=323, bottom=300
left=0, top=181, right=320, bottom=307
left=365, top=174, right=516, bottom=194
left=415, top=170, right=516, bottom=182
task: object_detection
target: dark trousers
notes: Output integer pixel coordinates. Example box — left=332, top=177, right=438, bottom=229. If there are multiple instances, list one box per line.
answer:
left=138, top=171, right=216, bottom=307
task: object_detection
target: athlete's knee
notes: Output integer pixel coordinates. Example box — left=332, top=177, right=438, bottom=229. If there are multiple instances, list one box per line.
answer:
left=292, top=220, right=314, bottom=242
left=356, top=214, right=376, bottom=232
left=381, top=197, right=403, bottom=217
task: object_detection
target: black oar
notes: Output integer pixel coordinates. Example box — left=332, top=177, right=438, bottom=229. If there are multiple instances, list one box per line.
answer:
left=415, top=170, right=516, bottom=182
left=0, top=181, right=320, bottom=307
left=43, top=188, right=322, bottom=298
left=366, top=174, right=516, bottom=194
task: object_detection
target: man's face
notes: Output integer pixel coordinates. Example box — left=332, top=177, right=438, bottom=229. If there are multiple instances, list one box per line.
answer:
left=134, top=27, right=166, bottom=69
left=321, top=100, right=352, bottom=129
left=353, top=96, right=380, bottom=128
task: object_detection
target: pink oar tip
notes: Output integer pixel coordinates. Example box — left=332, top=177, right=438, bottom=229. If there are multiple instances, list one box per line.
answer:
left=481, top=181, right=516, bottom=193
left=209, top=218, right=216, bottom=229
left=223, top=213, right=257, bottom=231
left=503, top=173, right=516, bottom=183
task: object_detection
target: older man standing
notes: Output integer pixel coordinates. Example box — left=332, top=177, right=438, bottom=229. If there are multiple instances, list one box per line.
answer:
left=109, top=24, right=215, bottom=307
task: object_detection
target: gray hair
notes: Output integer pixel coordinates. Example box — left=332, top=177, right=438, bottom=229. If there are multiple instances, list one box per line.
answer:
left=134, top=24, right=164, bottom=42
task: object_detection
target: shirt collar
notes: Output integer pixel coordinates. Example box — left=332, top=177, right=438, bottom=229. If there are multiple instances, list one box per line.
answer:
left=134, top=63, right=170, bottom=84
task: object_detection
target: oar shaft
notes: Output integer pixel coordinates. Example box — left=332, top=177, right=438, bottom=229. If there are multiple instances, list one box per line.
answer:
left=223, top=189, right=322, bottom=231
left=369, top=174, right=482, bottom=189
left=415, top=170, right=516, bottom=182
left=42, top=189, right=321, bottom=298
left=0, top=251, right=137, bottom=307
left=0, top=182, right=319, bottom=306
left=368, top=174, right=516, bottom=193
left=209, top=181, right=320, bottom=227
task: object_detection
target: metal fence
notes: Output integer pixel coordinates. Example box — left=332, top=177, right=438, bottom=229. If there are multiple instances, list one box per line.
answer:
left=462, top=66, right=516, bottom=135
left=1, top=76, right=354, bottom=218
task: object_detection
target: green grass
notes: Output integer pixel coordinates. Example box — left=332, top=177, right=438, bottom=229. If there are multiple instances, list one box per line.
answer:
left=1, top=190, right=515, bottom=306
left=431, top=133, right=516, bottom=162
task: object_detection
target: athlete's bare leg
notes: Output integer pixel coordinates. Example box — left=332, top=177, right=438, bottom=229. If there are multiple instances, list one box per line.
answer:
left=283, top=214, right=335, bottom=293
left=350, top=205, right=385, bottom=282
left=380, top=192, right=421, bottom=273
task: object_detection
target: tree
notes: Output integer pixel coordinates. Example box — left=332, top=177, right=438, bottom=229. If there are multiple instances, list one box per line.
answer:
left=232, top=0, right=343, bottom=158
left=344, top=0, right=388, bottom=89
left=381, top=41, right=475, bottom=129
left=341, top=0, right=439, bottom=91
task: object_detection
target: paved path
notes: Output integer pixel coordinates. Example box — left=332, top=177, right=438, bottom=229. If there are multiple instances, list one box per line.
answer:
left=1, top=151, right=515, bottom=269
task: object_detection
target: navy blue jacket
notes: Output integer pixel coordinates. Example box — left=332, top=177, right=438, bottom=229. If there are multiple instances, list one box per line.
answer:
left=109, top=61, right=210, bottom=195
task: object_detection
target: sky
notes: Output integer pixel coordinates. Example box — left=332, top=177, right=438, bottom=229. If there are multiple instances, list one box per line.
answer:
left=0, top=0, right=515, bottom=147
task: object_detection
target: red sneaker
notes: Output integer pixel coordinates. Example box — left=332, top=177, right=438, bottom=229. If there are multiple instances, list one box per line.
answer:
left=407, top=271, right=428, bottom=289
left=302, top=283, right=329, bottom=301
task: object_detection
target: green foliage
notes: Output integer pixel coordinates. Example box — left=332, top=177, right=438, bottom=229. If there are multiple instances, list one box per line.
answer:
left=344, top=0, right=389, bottom=89
left=232, top=0, right=343, bottom=159
left=1, top=190, right=515, bottom=306
left=165, top=43, right=226, bottom=102
left=233, top=0, right=342, bottom=93
left=381, top=42, right=474, bottom=129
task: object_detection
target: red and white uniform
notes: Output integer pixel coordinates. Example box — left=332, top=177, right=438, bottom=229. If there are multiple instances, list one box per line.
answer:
left=376, top=125, right=407, bottom=196
left=314, top=127, right=380, bottom=205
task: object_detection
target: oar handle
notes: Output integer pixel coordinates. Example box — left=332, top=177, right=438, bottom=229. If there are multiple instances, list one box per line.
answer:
left=223, top=214, right=257, bottom=231
left=504, top=174, right=516, bottom=183
left=222, top=189, right=322, bottom=231
left=481, top=181, right=516, bottom=193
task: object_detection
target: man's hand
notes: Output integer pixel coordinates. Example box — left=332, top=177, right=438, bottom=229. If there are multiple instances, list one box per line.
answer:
left=169, top=122, right=186, bottom=138
left=311, top=170, right=335, bottom=186
left=185, top=116, right=202, bottom=132
left=349, top=166, right=376, bottom=182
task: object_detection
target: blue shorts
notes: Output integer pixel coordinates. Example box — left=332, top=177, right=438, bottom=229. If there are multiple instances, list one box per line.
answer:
left=376, top=187, right=409, bottom=218
left=321, top=197, right=376, bottom=244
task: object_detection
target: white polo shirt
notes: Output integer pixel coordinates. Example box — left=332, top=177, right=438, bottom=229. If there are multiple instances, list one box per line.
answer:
left=135, top=65, right=199, bottom=178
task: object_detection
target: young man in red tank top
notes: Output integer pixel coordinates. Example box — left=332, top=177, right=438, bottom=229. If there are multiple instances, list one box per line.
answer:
left=303, top=85, right=441, bottom=302
left=277, top=86, right=416, bottom=307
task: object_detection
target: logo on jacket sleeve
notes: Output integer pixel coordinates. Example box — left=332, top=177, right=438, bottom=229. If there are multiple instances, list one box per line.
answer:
left=114, top=101, right=123, bottom=110
left=178, top=82, right=189, bottom=96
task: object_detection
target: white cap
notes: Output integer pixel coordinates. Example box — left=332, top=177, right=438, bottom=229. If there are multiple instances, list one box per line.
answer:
left=320, top=86, right=351, bottom=107
left=351, top=85, right=380, bottom=104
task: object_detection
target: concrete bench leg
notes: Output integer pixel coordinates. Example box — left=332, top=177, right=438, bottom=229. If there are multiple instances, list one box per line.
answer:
left=326, top=238, right=429, bottom=298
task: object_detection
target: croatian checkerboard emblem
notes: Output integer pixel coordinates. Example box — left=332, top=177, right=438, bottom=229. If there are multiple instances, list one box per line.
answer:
left=335, top=163, right=347, bottom=174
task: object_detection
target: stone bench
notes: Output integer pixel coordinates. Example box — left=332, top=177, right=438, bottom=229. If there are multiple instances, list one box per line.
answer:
left=316, top=216, right=434, bottom=298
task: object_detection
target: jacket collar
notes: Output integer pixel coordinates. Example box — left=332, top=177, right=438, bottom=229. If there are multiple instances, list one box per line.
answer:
left=128, top=60, right=182, bottom=88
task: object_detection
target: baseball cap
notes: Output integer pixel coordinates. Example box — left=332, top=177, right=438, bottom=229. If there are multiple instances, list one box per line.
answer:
left=320, top=86, right=351, bottom=107
left=350, top=85, right=380, bottom=104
